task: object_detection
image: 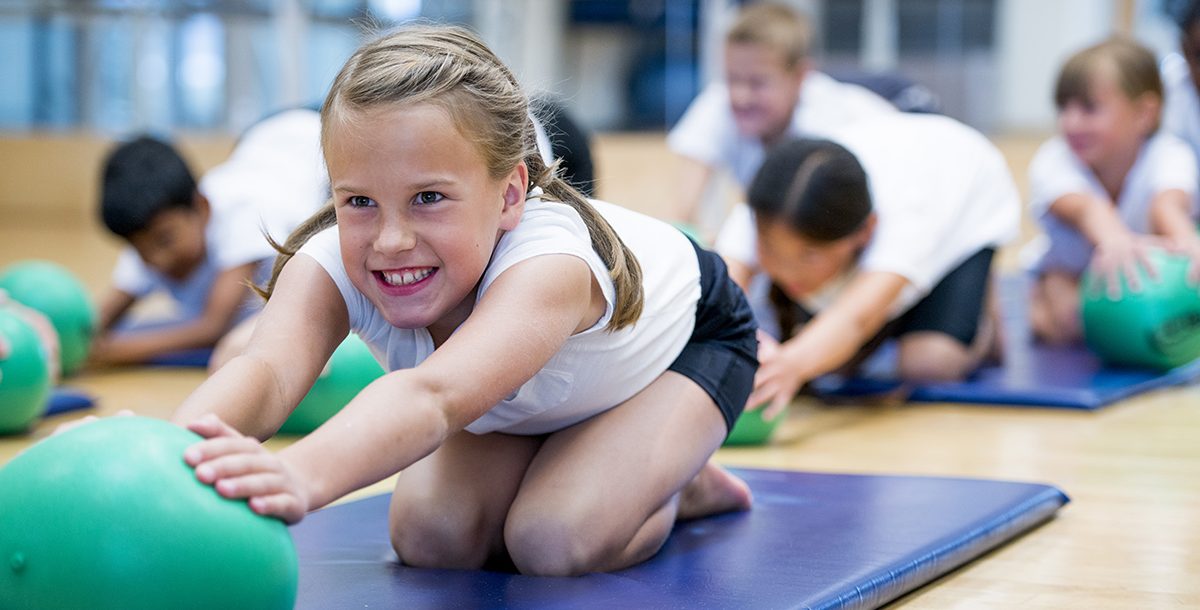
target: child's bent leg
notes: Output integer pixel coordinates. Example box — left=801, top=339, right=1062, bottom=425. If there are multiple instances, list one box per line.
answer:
left=896, top=331, right=982, bottom=381
left=1029, top=272, right=1083, bottom=345
left=503, top=371, right=747, bottom=576
left=388, top=430, right=542, bottom=569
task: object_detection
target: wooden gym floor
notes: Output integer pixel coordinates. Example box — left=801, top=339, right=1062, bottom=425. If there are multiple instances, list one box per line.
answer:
left=0, top=133, right=1198, bottom=608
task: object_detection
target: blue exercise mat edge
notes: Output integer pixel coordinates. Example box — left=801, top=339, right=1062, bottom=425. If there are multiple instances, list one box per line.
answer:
left=288, top=468, right=1069, bottom=610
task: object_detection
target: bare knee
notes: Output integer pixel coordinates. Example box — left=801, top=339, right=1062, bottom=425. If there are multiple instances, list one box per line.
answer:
left=505, top=508, right=612, bottom=576
left=897, top=333, right=974, bottom=382
left=1030, top=274, right=1082, bottom=345
left=389, top=495, right=492, bottom=569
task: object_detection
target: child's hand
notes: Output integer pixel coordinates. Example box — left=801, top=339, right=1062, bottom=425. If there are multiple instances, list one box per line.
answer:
left=184, top=413, right=310, bottom=524
left=745, top=332, right=803, bottom=420
left=1087, top=234, right=1164, bottom=299
left=1166, top=237, right=1200, bottom=286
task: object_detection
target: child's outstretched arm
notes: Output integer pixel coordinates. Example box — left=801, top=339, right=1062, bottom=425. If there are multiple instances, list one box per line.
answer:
left=183, top=253, right=600, bottom=523
left=1049, top=193, right=1164, bottom=297
left=171, top=256, right=348, bottom=437
left=90, top=262, right=262, bottom=365
left=1149, top=188, right=1200, bottom=282
left=748, top=271, right=906, bottom=417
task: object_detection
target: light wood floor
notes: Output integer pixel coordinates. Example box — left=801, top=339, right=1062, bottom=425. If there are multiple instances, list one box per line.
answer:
left=1, top=133, right=1198, bottom=608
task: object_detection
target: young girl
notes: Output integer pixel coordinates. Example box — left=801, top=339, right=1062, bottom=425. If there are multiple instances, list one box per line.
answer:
left=170, top=25, right=758, bottom=576
left=715, top=112, right=1019, bottom=417
left=1027, top=37, right=1200, bottom=345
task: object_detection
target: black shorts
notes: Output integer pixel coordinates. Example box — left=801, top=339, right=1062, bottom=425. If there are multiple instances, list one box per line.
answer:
left=667, top=237, right=760, bottom=433
left=775, top=248, right=995, bottom=367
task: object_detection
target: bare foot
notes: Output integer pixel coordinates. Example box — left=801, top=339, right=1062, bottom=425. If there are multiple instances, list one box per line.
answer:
left=677, top=461, right=752, bottom=521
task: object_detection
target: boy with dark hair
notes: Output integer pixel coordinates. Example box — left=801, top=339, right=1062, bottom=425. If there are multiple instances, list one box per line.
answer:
left=91, top=108, right=327, bottom=367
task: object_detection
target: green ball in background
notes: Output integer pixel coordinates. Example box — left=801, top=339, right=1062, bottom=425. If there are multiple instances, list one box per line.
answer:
left=278, top=334, right=385, bottom=435
left=1081, top=249, right=1200, bottom=371
left=0, top=260, right=97, bottom=376
left=671, top=221, right=706, bottom=246
left=723, top=406, right=784, bottom=446
left=0, top=416, right=297, bottom=610
left=0, top=308, right=52, bottom=434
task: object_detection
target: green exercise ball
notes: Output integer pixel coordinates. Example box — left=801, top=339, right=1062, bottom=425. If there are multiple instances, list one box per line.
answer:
left=723, top=406, right=783, bottom=446
left=278, top=334, right=385, bottom=435
left=0, top=416, right=297, bottom=610
left=0, top=308, right=52, bottom=434
left=1081, top=249, right=1200, bottom=370
left=0, top=260, right=97, bottom=376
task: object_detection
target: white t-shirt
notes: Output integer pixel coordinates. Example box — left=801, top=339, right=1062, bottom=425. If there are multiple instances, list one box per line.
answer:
left=112, top=108, right=329, bottom=320
left=1026, top=132, right=1199, bottom=275
left=1162, top=52, right=1200, bottom=167
left=715, top=113, right=1019, bottom=330
left=298, top=196, right=701, bottom=436
left=667, top=71, right=897, bottom=189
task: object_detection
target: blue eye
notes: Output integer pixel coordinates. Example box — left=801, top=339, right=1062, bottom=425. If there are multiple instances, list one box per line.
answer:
left=414, top=191, right=444, bottom=206
left=348, top=195, right=374, bottom=208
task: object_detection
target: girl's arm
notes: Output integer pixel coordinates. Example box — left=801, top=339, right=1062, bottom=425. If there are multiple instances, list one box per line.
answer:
left=1148, top=188, right=1200, bottom=281
left=187, top=252, right=598, bottom=522
left=171, top=255, right=348, bottom=438
left=749, top=270, right=907, bottom=417
left=1048, top=193, right=1159, bottom=296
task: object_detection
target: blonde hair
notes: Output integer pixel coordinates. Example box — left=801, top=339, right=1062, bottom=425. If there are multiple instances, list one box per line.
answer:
left=1054, top=36, right=1163, bottom=130
left=259, top=24, right=644, bottom=330
left=727, top=2, right=812, bottom=69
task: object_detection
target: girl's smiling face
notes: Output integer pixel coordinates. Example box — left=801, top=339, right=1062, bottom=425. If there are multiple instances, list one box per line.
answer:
left=1057, top=65, right=1158, bottom=171
left=325, top=102, right=526, bottom=340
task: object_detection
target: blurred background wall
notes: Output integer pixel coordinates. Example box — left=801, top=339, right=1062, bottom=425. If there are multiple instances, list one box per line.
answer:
left=0, top=0, right=1184, bottom=225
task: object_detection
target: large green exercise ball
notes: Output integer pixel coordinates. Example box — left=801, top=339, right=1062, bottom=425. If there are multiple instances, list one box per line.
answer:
left=1081, top=249, right=1200, bottom=370
left=0, top=260, right=97, bottom=376
left=0, top=416, right=298, bottom=609
left=723, top=406, right=783, bottom=446
left=278, top=334, right=385, bottom=435
left=0, top=307, right=52, bottom=434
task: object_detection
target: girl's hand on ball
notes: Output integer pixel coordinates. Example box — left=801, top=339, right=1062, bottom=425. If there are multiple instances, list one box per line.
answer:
left=185, top=413, right=311, bottom=524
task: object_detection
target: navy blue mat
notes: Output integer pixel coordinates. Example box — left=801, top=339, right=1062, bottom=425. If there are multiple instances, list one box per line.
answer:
left=810, top=274, right=1200, bottom=409
left=146, top=347, right=213, bottom=368
left=289, top=468, right=1068, bottom=609
left=44, top=387, right=96, bottom=416
left=811, top=348, right=1200, bottom=410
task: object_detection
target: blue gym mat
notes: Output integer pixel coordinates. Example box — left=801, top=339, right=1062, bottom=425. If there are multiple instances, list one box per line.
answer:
left=810, top=346, right=1200, bottom=410
left=147, top=347, right=213, bottom=368
left=809, top=274, right=1200, bottom=410
left=44, top=387, right=96, bottom=416
left=288, top=468, right=1068, bottom=609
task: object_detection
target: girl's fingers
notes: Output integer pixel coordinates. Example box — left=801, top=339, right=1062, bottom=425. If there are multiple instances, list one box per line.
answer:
left=193, top=451, right=282, bottom=484
left=183, top=435, right=262, bottom=467
left=762, top=394, right=789, bottom=420
left=214, top=471, right=290, bottom=500
left=249, top=493, right=306, bottom=525
left=186, top=412, right=240, bottom=439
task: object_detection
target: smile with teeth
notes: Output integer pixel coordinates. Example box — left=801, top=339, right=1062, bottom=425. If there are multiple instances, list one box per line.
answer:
left=379, top=267, right=435, bottom=286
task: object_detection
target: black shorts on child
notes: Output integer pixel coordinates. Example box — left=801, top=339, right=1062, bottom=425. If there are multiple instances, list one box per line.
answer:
left=667, top=236, right=760, bottom=433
